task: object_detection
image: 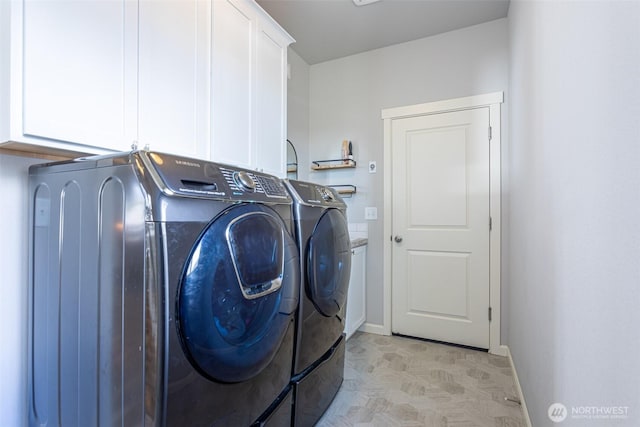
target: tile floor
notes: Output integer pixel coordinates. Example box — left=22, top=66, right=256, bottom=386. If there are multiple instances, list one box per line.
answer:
left=317, top=332, right=526, bottom=427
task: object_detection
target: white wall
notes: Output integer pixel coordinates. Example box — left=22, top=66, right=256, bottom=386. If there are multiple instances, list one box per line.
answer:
left=0, top=4, right=29, bottom=425
left=308, top=19, right=508, bottom=325
left=507, top=1, right=640, bottom=425
left=286, top=48, right=310, bottom=182
left=0, top=154, right=46, bottom=426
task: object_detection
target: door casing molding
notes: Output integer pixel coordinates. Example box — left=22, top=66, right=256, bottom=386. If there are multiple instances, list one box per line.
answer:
left=381, top=91, right=504, bottom=356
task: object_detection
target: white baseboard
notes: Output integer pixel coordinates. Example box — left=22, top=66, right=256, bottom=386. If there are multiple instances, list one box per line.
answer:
left=491, top=344, right=508, bottom=357
left=358, top=322, right=389, bottom=336
left=504, top=345, right=532, bottom=427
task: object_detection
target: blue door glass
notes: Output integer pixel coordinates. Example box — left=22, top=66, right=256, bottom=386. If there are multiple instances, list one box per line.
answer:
left=227, top=213, right=284, bottom=299
left=307, top=209, right=351, bottom=317
left=177, top=204, right=299, bottom=383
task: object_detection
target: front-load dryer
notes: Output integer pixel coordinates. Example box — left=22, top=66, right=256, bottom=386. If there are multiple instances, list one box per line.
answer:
left=28, top=151, right=300, bottom=426
left=283, top=180, right=351, bottom=426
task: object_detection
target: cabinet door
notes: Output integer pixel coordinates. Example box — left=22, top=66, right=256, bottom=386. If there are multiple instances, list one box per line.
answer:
left=211, top=0, right=253, bottom=169
left=21, top=0, right=137, bottom=151
left=254, top=21, right=288, bottom=177
left=138, top=0, right=211, bottom=158
left=346, top=246, right=367, bottom=339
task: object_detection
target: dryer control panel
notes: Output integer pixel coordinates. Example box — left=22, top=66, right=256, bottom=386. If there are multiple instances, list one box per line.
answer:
left=143, top=151, right=290, bottom=203
left=284, top=179, right=346, bottom=208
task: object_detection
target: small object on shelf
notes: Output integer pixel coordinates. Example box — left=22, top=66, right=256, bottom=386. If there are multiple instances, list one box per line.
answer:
left=328, top=185, right=357, bottom=197
left=348, top=141, right=353, bottom=161
left=341, top=140, right=349, bottom=164
left=311, top=159, right=356, bottom=170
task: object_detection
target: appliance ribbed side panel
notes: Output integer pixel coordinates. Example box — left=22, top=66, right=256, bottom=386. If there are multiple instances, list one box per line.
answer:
left=58, top=180, right=82, bottom=426
left=97, top=175, right=147, bottom=426
left=98, top=177, right=126, bottom=426
left=29, top=165, right=147, bottom=427
left=31, top=184, right=52, bottom=426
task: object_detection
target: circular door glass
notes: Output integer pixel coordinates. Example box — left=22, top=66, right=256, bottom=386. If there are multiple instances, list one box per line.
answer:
left=307, top=209, right=351, bottom=317
left=177, top=204, right=299, bottom=383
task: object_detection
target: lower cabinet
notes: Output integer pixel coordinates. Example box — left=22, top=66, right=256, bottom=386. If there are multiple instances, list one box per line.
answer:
left=345, top=245, right=366, bottom=340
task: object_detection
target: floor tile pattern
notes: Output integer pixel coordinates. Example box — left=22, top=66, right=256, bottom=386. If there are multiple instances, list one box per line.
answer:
left=317, top=332, right=525, bottom=427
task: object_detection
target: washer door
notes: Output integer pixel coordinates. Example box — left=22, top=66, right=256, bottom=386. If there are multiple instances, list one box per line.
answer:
left=177, top=204, right=299, bottom=383
left=306, top=209, right=351, bottom=317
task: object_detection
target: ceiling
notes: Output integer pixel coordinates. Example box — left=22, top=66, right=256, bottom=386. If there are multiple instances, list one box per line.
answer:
left=257, top=0, right=510, bottom=65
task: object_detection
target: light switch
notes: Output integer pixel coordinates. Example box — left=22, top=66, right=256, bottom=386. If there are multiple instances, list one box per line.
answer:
left=365, top=207, right=377, bottom=220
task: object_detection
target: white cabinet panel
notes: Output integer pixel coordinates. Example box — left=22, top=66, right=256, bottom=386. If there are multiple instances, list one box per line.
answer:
left=211, top=0, right=292, bottom=175
left=212, top=0, right=253, bottom=169
left=4, top=0, right=290, bottom=165
left=255, top=24, right=287, bottom=177
left=1, top=1, right=9, bottom=143
left=138, top=0, right=211, bottom=158
left=346, top=245, right=366, bottom=340
left=21, top=0, right=137, bottom=151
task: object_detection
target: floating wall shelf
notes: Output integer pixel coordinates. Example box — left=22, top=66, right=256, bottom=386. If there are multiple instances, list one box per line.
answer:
left=311, top=159, right=356, bottom=170
left=328, top=185, right=357, bottom=197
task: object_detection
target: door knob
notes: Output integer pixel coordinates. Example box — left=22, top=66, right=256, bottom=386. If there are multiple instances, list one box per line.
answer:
left=394, top=235, right=403, bottom=243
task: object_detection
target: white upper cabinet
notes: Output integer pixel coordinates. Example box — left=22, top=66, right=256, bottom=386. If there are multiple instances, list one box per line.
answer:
left=17, top=0, right=138, bottom=152
left=211, top=0, right=293, bottom=177
left=254, top=19, right=291, bottom=177
left=1, top=2, right=9, bottom=143
left=138, top=0, right=211, bottom=158
left=211, top=0, right=253, bottom=169
left=4, top=0, right=292, bottom=167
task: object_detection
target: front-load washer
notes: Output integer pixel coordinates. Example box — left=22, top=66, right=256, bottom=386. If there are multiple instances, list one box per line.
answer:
left=283, top=179, right=352, bottom=426
left=28, top=150, right=300, bottom=426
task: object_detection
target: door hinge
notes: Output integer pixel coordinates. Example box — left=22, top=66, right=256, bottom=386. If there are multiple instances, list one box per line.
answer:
left=488, top=126, right=492, bottom=141
left=489, top=216, right=492, bottom=231
left=488, top=307, right=492, bottom=322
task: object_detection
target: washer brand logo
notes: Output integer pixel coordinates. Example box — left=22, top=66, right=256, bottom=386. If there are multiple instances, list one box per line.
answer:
left=175, top=160, right=201, bottom=168
left=548, top=403, right=568, bottom=423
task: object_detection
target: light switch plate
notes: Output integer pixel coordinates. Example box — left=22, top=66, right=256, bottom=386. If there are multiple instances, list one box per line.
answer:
left=365, top=207, right=378, bottom=220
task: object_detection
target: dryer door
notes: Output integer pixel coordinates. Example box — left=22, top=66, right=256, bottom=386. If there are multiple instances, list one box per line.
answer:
left=177, top=204, right=299, bottom=383
left=306, top=209, right=352, bottom=317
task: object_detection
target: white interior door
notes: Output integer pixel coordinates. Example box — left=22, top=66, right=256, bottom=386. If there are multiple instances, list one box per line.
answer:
left=391, top=107, right=490, bottom=349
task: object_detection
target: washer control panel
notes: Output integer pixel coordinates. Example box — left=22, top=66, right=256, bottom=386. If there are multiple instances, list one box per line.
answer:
left=144, top=151, right=290, bottom=202
left=319, top=187, right=334, bottom=202
left=220, top=167, right=288, bottom=199
left=232, top=171, right=257, bottom=192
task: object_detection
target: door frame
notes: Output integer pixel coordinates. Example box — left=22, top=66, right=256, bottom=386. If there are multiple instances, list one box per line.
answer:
left=381, top=91, right=505, bottom=356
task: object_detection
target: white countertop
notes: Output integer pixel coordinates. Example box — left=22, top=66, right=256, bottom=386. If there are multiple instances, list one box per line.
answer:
left=351, top=238, right=368, bottom=249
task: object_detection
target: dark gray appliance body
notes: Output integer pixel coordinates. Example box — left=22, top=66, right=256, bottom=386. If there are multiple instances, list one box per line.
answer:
left=284, top=179, right=351, bottom=426
left=28, top=151, right=300, bottom=426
